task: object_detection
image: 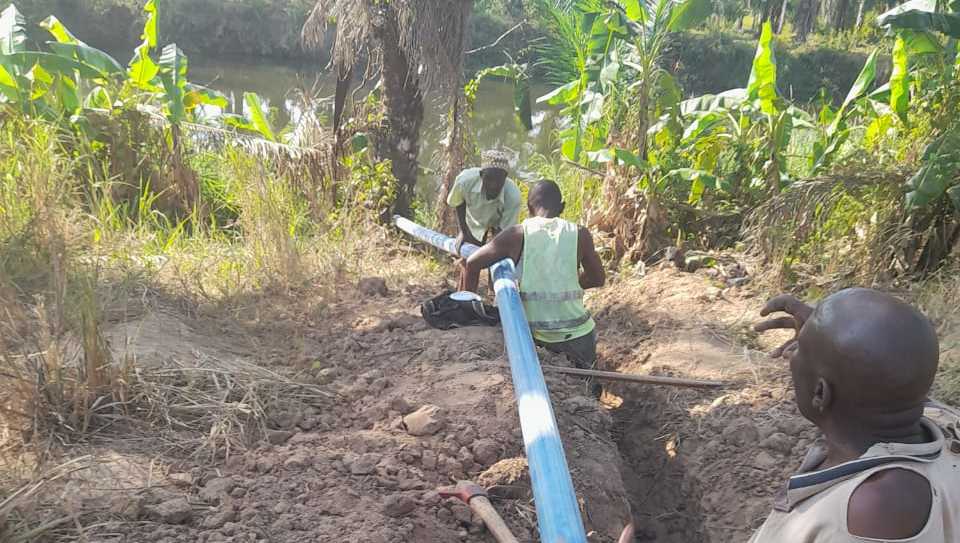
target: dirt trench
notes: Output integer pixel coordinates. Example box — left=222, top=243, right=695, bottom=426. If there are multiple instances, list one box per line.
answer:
left=19, top=263, right=824, bottom=543
left=590, top=267, right=821, bottom=543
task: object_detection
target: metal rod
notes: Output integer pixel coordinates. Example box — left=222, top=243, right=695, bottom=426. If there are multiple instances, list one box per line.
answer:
left=539, top=364, right=727, bottom=388
left=394, top=216, right=588, bottom=543
left=488, top=361, right=727, bottom=388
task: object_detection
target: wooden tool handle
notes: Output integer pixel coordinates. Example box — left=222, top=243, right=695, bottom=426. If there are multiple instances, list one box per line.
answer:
left=470, top=496, right=520, bottom=543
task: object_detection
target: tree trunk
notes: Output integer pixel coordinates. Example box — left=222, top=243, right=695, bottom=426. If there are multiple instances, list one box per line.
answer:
left=436, top=1, right=473, bottom=231
left=776, top=0, right=790, bottom=33
left=792, top=0, right=820, bottom=42
left=762, top=0, right=787, bottom=31
left=436, top=92, right=470, bottom=231
left=379, top=12, right=424, bottom=219
left=827, top=0, right=851, bottom=30
left=855, top=0, right=868, bottom=28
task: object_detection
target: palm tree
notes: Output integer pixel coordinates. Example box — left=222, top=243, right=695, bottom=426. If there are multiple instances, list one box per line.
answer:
left=302, top=0, right=473, bottom=218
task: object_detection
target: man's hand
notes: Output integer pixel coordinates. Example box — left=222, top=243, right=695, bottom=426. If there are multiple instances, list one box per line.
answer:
left=454, top=231, right=481, bottom=256
left=754, top=294, right=815, bottom=358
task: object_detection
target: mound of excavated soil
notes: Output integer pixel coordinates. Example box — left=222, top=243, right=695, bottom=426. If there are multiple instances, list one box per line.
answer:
left=23, top=260, right=953, bottom=543
left=591, top=265, right=818, bottom=543
left=55, top=276, right=631, bottom=543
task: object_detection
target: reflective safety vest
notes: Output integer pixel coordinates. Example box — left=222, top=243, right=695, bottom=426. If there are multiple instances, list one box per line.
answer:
left=519, top=216, right=595, bottom=343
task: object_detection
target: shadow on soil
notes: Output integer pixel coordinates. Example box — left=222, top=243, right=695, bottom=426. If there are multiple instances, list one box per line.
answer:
left=607, top=383, right=709, bottom=543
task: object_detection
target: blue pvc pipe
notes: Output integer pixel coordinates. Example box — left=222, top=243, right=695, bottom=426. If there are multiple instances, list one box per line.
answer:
left=394, top=216, right=588, bottom=543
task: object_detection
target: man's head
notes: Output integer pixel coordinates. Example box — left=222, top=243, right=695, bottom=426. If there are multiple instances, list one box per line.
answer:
left=789, top=288, right=938, bottom=433
left=528, top=180, right=564, bottom=218
left=480, top=150, right=510, bottom=200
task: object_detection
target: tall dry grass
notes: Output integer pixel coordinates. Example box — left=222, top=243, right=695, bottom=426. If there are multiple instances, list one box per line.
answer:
left=0, top=117, right=363, bottom=539
left=913, top=271, right=960, bottom=407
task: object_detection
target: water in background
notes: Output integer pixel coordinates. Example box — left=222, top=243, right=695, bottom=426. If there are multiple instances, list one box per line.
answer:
left=190, top=56, right=557, bottom=200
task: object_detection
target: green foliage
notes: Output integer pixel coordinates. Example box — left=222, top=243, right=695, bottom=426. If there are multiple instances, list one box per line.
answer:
left=747, top=23, right=777, bottom=116
left=811, top=49, right=879, bottom=173
left=0, top=1, right=265, bottom=139
left=890, top=34, right=910, bottom=122
left=223, top=92, right=279, bottom=141
left=342, top=149, right=396, bottom=221
left=878, top=0, right=960, bottom=38
left=905, top=125, right=960, bottom=209
left=159, top=44, right=188, bottom=124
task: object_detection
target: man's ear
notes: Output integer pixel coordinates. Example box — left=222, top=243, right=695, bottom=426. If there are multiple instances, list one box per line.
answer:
left=811, top=378, right=833, bottom=413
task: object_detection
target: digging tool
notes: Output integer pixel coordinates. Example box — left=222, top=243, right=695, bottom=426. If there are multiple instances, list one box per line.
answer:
left=492, top=361, right=726, bottom=388
left=439, top=481, right=519, bottom=543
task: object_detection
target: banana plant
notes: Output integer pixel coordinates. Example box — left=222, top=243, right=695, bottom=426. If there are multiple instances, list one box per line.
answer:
left=535, top=0, right=711, bottom=165
left=534, top=0, right=612, bottom=162
left=810, top=49, right=879, bottom=173
left=129, top=0, right=160, bottom=88
left=224, top=93, right=279, bottom=142
left=878, top=0, right=960, bottom=38
left=905, top=124, right=960, bottom=210
left=618, top=0, right=712, bottom=159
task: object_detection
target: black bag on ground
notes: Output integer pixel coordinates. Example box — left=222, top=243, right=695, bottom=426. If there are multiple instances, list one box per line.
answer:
left=420, top=291, right=500, bottom=330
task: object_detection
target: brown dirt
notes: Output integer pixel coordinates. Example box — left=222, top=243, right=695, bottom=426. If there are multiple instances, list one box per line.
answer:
left=591, top=266, right=818, bottom=543
left=13, top=258, right=956, bottom=542
left=21, top=267, right=632, bottom=542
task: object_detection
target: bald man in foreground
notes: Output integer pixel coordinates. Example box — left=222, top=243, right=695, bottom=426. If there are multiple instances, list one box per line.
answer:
left=752, top=288, right=960, bottom=542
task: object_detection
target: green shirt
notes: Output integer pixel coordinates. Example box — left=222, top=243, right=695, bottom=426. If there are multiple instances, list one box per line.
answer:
left=446, top=167, right=521, bottom=241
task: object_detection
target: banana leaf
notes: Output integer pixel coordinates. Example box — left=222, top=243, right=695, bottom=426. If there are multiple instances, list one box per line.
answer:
left=829, top=49, right=878, bottom=136
left=878, top=0, right=960, bottom=38
left=747, top=22, right=777, bottom=116
left=128, top=0, right=161, bottom=87
left=664, top=168, right=726, bottom=204
left=49, top=43, right=124, bottom=78
left=129, top=43, right=159, bottom=87
left=514, top=77, right=533, bottom=131
left=141, top=0, right=160, bottom=48
left=6, top=52, right=104, bottom=80
left=159, top=44, right=188, bottom=125
left=890, top=35, right=910, bottom=123
left=681, top=111, right=726, bottom=143
left=681, top=88, right=747, bottom=115
left=905, top=128, right=960, bottom=208
left=84, top=85, right=112, bottom=109
left=668, top=0, right=713, bottom=31
left=587, top=147, right=648, bottom=167
left=537, top=80, right=580, bottom=105
left=39, top=15, right=79, bottom=44
left=0, top=62, right=16, bottom=100
left=0, top=5, right=27, bottom=55
left=185, top=83, right=229, bottom=110
left=243, top=92, right=277, bottom=142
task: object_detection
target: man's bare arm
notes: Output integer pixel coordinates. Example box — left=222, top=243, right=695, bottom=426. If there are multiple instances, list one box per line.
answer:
left=847, top=468, right=932, bottom=539
left=461, top=226, right=523, bottom=293
left=455, top=203, right=481, bottom=250
left=577, top=227, right=605, bottom=289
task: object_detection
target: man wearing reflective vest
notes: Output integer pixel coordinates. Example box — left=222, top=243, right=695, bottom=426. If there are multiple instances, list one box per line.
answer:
left=459, top=180, right=606, bottom=384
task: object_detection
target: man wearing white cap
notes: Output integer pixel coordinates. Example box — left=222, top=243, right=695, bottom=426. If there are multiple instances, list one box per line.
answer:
left=446, top=150, right=522, bottom=252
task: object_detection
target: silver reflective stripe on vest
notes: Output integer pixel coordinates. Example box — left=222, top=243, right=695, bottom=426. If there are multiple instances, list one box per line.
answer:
left=528, top=312, right=592, bottom=331
left=520, top=290, right=584, bottom=302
